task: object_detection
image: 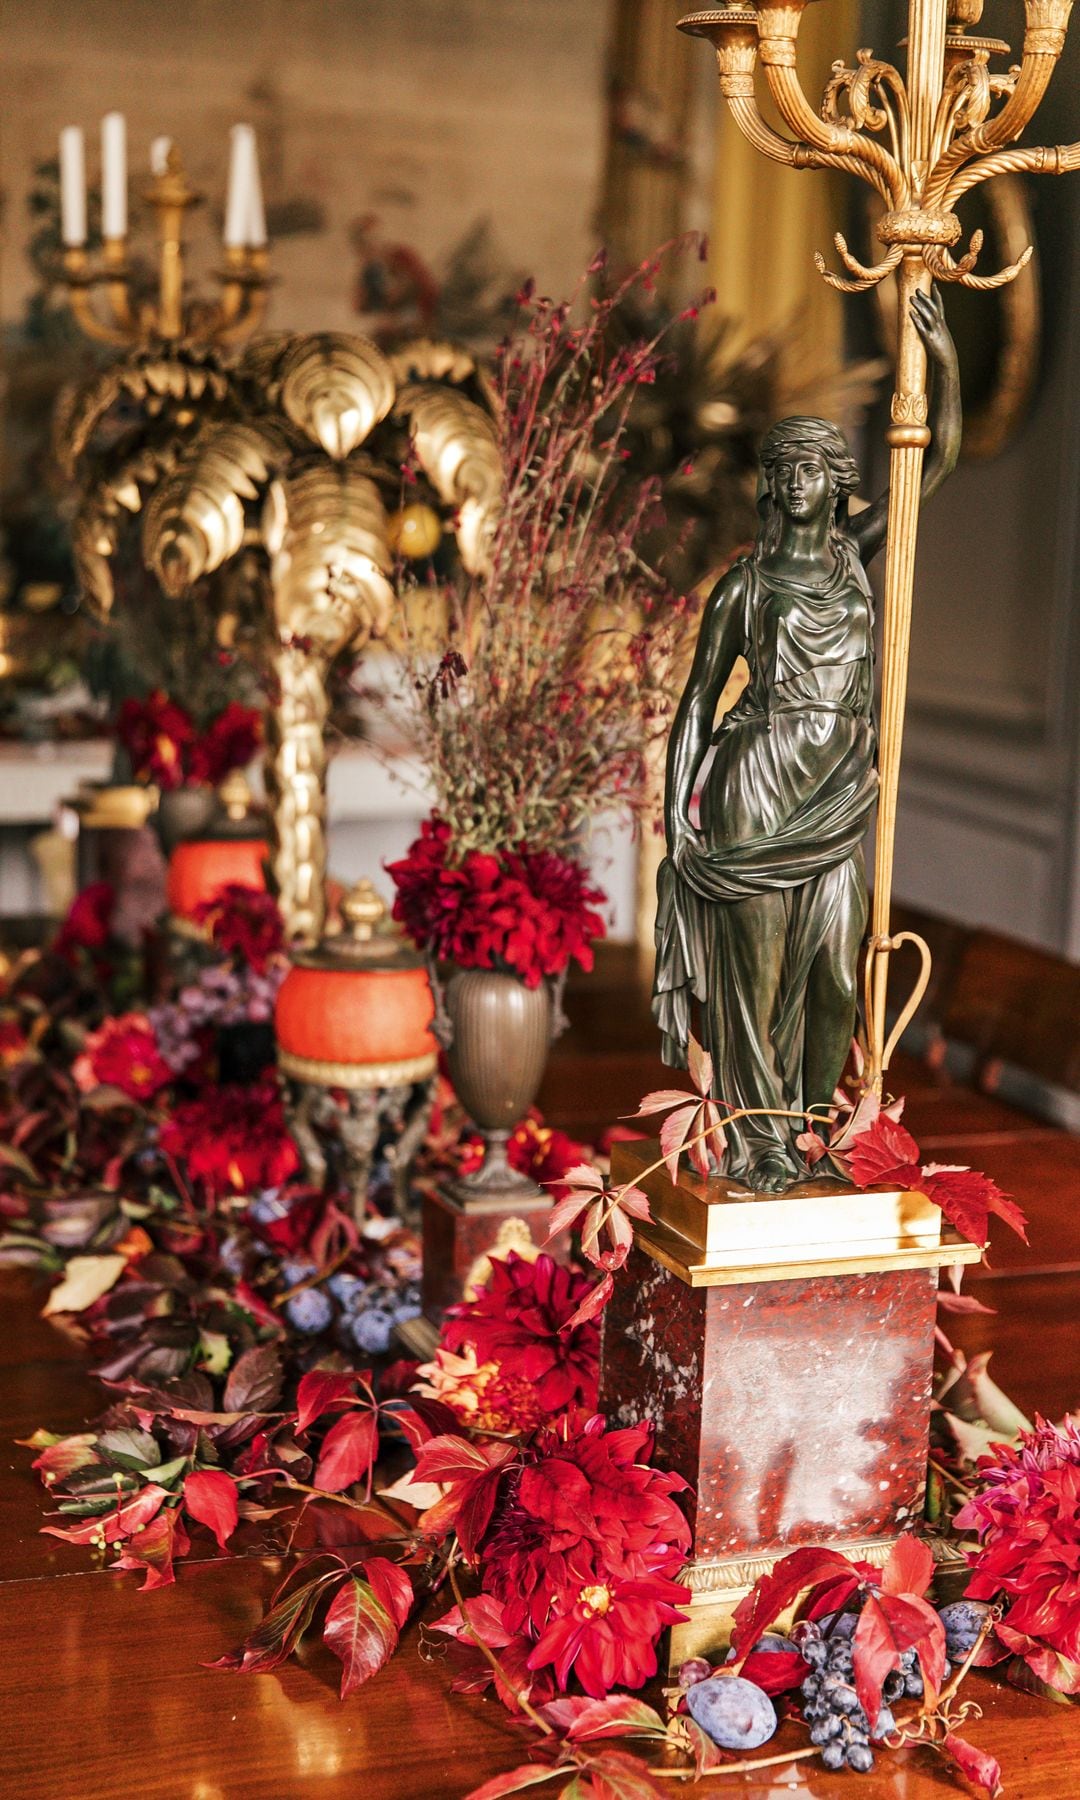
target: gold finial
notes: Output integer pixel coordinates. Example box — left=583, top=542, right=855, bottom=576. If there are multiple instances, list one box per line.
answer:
left=341, top=879, right=388, bottom=943
left=218, top=768, right=252, bottom=822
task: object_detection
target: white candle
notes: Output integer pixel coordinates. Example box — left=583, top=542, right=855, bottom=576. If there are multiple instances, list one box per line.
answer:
left=247, top=135, right=267, bottom=247
left=59, top=125, right=87, bottom=247
left=150, top=135, right=172, bottom=177
left=223, top=123, right=256, bottom=247
left=101, top=111, right=127, bottom=239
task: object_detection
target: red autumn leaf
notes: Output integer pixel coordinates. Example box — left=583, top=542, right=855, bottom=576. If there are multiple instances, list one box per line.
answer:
left=630, top=1088, right=700, bottom=1118
left=313, top=1408, right=379, bottom=1495
left=669, top=1715, right=728, bottom=1776
left=921, top=1163, right=1028, bottom=1247
left=738, top=1646, right=808, bottom=1695
left=456, top=1469, right=507, bottom=1560
left=295, top=1369, right=361, bottom=1434
left=414, top=1434, right=515, bottom=1485
left=183, top=1468, right=239, bottom=1552
left=541, top=1695, right=666, bottom=1742
left=42, top=1480, right=170, bottom=1546
left=943, top=1731, right=1003, bottom=1799
left=881, top=1532, right=934, bottom=1599
left=560, top=1271, right=615, bottom=1332
left=731, top=1546, right=860, bottom=1661
left=322, top=1572, right=403, bottom=1698
left=853, top=1590, right=946, bottom=1723
left=31, top=1433, right=98, bottom=1483
left=464, top=1769, right=563, bottom=1800
left=937, top=1288, right=997, bottom=1315
left=208, top=1574, right=325, bottom=1674
left=432, top=1594, right=516, bottom=1649
left=384, top=1396, right=458, bottom=1451
left=545, top=1166, right=650, bottom=1271
left=687, top=1033, right=712, bottom=1098
left=223, top=1342, right=283, bottom=1412
left=997, top=1625, right=1080, bottom=1694
left=231, top=1280, right=284, bottom=1332
left=363, top=1556, right=413, bottom=1631
left=845, top=1115, right=921, bottom=1188
left=584, top=1748, right=666, bottom=1798
left=111, top=1507, right=190, bottom=1590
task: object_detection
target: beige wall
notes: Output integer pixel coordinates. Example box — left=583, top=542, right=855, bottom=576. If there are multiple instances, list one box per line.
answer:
left=0, top=0, right=612, bottom=331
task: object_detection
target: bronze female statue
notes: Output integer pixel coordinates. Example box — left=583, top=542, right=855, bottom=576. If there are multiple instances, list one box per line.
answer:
left=654, top=288, right=961, bottom=1192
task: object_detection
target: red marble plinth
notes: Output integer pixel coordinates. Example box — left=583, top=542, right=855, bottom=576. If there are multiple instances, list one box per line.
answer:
left=598, top=1140, right=982, bottom=1660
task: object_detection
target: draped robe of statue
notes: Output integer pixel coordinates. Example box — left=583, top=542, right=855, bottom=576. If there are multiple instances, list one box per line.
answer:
left=653, top=539, right=878, bottom=1183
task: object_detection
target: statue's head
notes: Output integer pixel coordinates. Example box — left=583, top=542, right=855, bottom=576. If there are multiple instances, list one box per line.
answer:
left=758, top=416, right=861, bottom=542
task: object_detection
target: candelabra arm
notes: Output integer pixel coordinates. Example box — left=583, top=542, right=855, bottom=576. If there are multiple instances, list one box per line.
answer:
left=101, top=238, right=136, bottom=334
left=945, top=137, right=1080, bottom=207
left=61, top=250, right=136, bottom=346
left=723, top=90, right=799, bottom=164
left=759, top=58, right=904, bottom=199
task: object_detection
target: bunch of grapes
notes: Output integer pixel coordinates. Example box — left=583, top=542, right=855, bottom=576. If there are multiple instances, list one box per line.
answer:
left=797, top=1621, right=894, bottom=1775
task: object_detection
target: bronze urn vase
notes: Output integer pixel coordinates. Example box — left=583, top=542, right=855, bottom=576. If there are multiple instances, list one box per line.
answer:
left=443, top=967, right=554, bottom=1199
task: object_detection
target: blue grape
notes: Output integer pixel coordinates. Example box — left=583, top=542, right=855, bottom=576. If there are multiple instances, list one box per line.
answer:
left=351, top=1308, right=395, bottom=1354
left=327, top=1272, right=366, bottom=1309
left=281, top=1256, right=316, bottom=1286
left=938, top=1600, right=991, bottom=1662
left=726, top=1632, right=798, bottom=1661
left=285, top=1288, right=333, bottom=1334
left=686, top=1677, right=777, bottom=1751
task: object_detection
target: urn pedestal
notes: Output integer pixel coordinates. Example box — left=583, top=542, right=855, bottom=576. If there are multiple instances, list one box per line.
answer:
left=598, top=1138, right=982, bottom=1666
left=275, top=883, right=438, bottom=1223
left=396, top=968, right=566, bottom=1360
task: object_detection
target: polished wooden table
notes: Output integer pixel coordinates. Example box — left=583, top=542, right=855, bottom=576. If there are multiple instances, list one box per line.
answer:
left=4, top=955, right=1080, bottom=1798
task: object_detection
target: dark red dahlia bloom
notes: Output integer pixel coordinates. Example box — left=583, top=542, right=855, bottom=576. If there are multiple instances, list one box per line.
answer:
left=189, top=703, right=262, bottom=786
left=53, top=882, right=115, bottom=960
left=479, top=1411, right=690, bottom=1696
left=441, top=1251, right=600, bottom=1415
left=956, top=1415, right=1080, bottom=1692
left=116, top=691, right=195, bottom=790
left=195, top=884, right=282, bottom=973
left=73, top=1012, right=173, bottom=1102
left=387, top=816, right=606, bottom=987
left=158, top=1079, right=300, bottom=1196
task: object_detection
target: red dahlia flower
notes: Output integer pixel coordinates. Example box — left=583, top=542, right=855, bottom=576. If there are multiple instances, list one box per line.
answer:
left=195, top=885, right=283, bottom=973
left=458, top=1112, right=587, bottom=1197
left=478, top=1412, right=690, bottom=1696
left=189, top=703, right=262, bottom=787
left=441, top=1251, right=600, bottom=1415
left=159, top=1079, right=300, bottom=1196
left=116, top=691, right=195, bottom=790
left=73, top=1012, right=173, bottom=1102
left=387, top=817, right=606, bottom=987
left=956, top=1415, right=1080, bottom=1692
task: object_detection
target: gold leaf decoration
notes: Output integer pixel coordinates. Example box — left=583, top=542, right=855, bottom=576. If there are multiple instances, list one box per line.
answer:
left=142, top=421, right=288, bottom=598
left=270, top=464, right=394, bottom=652
left=396, top=382, right=501, bottom=571
left=278, top=332, right=396, bottom=461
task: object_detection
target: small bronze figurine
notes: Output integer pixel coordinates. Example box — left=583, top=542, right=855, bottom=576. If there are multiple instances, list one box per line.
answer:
left=654, top=289, right=960, bottom=1192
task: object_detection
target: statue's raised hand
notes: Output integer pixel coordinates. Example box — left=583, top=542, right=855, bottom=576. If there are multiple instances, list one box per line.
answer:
left=910, top=285, right=956, bottom=370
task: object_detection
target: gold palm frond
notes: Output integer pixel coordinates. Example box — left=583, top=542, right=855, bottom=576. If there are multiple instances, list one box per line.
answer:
left=269, top=463, right=395, bottom=652
left=142, top=420, right=288, bottom=598
left=278, top=332, right=396, bottom=461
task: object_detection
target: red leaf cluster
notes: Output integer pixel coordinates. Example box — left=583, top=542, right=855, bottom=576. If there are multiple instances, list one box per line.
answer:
left=547, top=1165, right=651, bottom=1279
left=194, top=885, right=283, bottom=974
left=53, top=882, right=116, bottom=961
left=388, top=817, right=606, bottom=987
left=843, top=1115, right=1027, bottom=1249
left=158, top=1078, right=300, bottom=1195
left=956, top=1415, right=1080, bottom=1694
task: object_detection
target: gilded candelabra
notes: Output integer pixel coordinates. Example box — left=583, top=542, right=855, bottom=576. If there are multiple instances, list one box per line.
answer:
left=678, top=0, right=1078, bottom=1091
left=53, top=122, right=501, bottom=944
